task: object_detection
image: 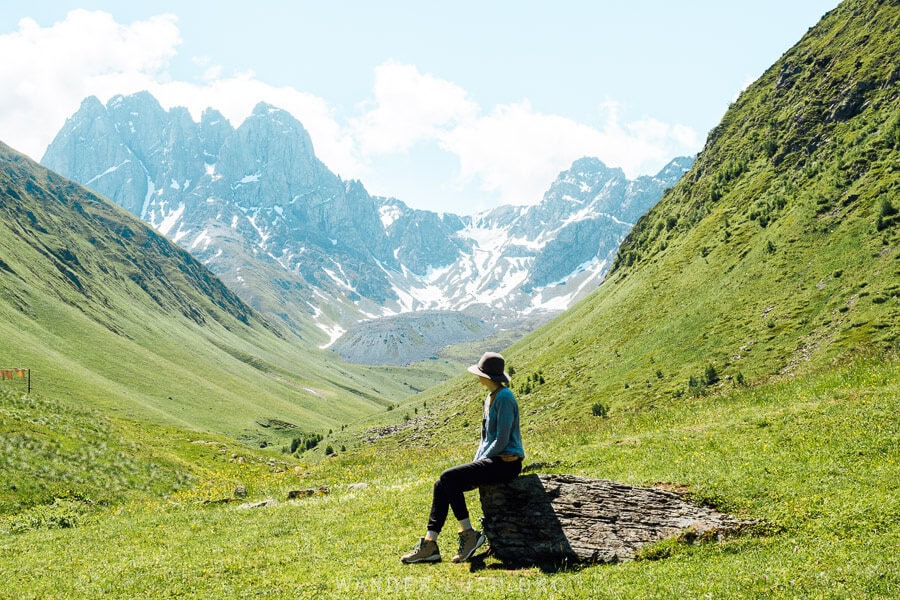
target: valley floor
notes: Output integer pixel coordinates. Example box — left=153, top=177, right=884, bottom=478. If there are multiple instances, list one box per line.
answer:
left=1, top=356, right=898, bottom=599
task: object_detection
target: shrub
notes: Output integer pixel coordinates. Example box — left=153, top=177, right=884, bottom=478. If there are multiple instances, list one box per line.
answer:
left=591, top=402, right=609, bottom=418
left=688, top=376, right=706, bottom=397
left=293, top=433, right=323, bottom=453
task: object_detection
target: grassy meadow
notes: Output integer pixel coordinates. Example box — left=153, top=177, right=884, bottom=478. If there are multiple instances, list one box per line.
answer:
left=1, top=354, right=897, bottom=599
left=2, top=2, right=899, bottom=598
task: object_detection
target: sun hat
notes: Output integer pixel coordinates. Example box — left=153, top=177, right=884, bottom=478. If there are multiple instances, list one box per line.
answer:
left=467, top=352, right=510, bottom=383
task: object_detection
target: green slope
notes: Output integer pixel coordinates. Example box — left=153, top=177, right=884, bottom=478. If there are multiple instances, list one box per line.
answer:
left=0, top=141, right=444, bottom=444
left=1, top=1, right=899, bottom=598
left=371, top=0, right=899, bottom=449
left=499, top=0, right=899, bottom=414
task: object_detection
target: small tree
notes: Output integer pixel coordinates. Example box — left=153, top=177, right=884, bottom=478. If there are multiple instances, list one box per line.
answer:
left=591, top=402, right=609, bottom=418
left=688, top=376, right=706, bottom=397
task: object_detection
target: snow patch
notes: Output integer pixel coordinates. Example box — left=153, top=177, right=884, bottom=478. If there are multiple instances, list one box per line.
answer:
left=191, top=228, right=211, bottom=251
left=140, top=176, right=155, bottom=220
left=157, top=203, right=185, bottom=237
left=379, top=204, right=403, bottom=229
left=86, top=160, right=130, bottom=186
left=317, top=322, right=346, bottom=349
left=173, top=223, right=189, bottom=243
left=202, top=248, right=223, bottom=265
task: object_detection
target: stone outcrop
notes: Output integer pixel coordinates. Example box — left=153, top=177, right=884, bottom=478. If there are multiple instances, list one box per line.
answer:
left=479, top=474, right=752, bottom=567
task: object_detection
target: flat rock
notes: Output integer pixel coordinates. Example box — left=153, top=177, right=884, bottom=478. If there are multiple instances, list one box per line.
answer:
left=479, top=473, right=752, bottom=567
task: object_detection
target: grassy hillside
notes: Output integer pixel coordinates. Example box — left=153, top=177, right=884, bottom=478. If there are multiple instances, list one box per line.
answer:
left=497, top=0, right=899, bottom=419
left=0, top=387, right=291, bottom=518
left=1, top=1, right=898, bottom=598
left=1, top=356, right=896, bottom=598
left=0, top=141, right=450, bottom=446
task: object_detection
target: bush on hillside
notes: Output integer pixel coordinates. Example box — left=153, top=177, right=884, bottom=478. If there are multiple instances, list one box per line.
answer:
left=591, top=402, right=609, bottom=418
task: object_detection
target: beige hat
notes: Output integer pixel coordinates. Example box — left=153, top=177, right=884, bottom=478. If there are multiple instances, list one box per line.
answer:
left=467, top=352, right=510, bottom=383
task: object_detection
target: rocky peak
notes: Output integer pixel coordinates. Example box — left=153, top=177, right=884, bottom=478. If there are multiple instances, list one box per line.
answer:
left=199, top=108, right=233, bottom=162
left=42, top=90, right=692, bottom=355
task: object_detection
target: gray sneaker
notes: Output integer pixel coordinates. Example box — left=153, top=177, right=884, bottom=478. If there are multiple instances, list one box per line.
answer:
left=451, top=529, right=486, bottom=563
left=400, top=537, right=441, bottom=563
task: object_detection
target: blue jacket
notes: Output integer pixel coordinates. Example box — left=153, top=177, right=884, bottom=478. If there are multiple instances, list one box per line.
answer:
left=474, top=386, right=525, bottom=461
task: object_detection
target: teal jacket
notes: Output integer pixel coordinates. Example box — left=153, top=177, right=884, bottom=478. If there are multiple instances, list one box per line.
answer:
left=474, top=386, right=525, bottom=461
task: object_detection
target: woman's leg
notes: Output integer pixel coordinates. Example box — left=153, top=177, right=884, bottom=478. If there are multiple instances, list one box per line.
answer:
left=426, top=458, right=521, bottom=533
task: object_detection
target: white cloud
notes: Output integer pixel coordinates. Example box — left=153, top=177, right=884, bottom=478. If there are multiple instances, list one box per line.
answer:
left=349, top=62, right=478, bottom=156
left=0, top=9, right=180, bottom=160
left=0, top=10, right=699, bottom=213
left=438, top=100, right=699, bottom=206
left=0, top=10, right=359, bottom=176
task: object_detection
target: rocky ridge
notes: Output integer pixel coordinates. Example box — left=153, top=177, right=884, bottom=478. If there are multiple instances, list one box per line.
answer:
left=42, top=92, right=692, bottom=360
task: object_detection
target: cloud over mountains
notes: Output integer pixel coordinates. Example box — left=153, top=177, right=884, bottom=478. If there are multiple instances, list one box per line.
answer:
left=0, top=9, right=699, bottom=213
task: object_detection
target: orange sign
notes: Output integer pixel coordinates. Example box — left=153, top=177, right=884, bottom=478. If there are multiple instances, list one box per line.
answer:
left=0, top=368, right=27, bottom=380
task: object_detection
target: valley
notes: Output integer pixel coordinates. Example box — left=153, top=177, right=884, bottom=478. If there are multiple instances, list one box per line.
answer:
left=0, top=0, right=898, bottom=598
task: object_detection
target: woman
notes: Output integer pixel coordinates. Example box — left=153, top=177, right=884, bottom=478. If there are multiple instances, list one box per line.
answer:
left=401, top=352, right=525, bottom=564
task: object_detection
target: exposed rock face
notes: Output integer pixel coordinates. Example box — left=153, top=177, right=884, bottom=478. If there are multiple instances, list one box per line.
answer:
left=42, top=91, right=691, bottom=357
left=330, top=310, right=494, bottom=366
left=479, top=474, right=752, bottom=567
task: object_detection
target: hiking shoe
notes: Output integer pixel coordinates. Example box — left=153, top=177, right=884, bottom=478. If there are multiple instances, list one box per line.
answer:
left=400, top=537, right=441, bottom=564
left=451, top=529, right=486, bottom=563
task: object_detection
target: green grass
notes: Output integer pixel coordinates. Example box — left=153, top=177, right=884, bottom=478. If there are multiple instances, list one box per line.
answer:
left=2, top=2, right=899, bottom=598
left=0, top=356, right=896, bottom=598
left=0, top=141, right=453, bottom=448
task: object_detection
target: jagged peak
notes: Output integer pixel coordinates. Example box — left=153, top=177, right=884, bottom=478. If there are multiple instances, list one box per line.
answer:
left=569, top=156, right=624, bottom=179
left=250, top=101, right=297, bottom=121
left=107, top=90, right=163, bottom=112
left=251, top=101, right=277, bottom=116
left=201, top=107, right=229, bottom=126
left=169, top=105, right=194, bottom=122
left=569, top=156, right=609, bottom=172
left=244, top=101, right=310, bottom=136
left=653, top=155, right=695, bottom=180
left=77, top=95, right=105, bottom=113
left=345, top=179, right=369, bottom=196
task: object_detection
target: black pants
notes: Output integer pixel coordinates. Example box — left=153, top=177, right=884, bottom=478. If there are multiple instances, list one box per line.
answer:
left=427, top=457, right=522, bottom=534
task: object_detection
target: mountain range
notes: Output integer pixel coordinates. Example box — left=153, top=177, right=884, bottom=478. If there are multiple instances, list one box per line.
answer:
left=41, top=93, right=691, bottom=362
left=0, top=139, right=450, bottom=446
left=3, top=1, right=900, bottom=596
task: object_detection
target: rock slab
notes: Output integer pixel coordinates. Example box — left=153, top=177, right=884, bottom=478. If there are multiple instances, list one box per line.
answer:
left=479, top=473, right=750, bottom=567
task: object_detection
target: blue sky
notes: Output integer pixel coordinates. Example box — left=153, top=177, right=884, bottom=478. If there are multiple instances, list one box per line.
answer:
left=0, top=1, right=840, bottom=215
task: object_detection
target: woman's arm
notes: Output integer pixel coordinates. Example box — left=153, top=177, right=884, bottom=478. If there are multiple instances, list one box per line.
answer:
left=480, top=393, right=516, bottom=458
